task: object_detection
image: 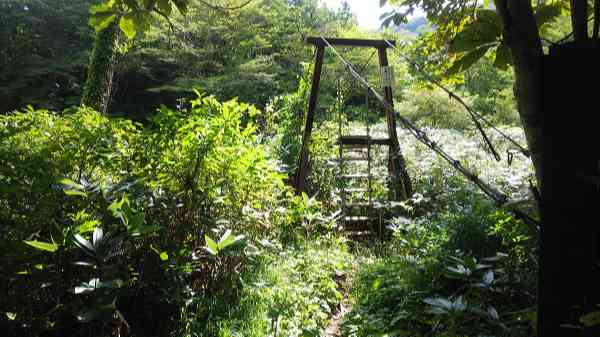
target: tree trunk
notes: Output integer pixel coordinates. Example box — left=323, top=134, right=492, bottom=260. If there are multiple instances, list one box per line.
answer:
left=495, top=0, right=544, bottom=186
left=571, top=0, right=589, bottom=41
left=81, top=23, right=118, bottom=114
left=593, top=0, right=599, bottom=39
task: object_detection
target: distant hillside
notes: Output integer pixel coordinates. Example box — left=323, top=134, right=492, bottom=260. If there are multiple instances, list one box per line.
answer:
left=393, top=16, right=431, bottom=36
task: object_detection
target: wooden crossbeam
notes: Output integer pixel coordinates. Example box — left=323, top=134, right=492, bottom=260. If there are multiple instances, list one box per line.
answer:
left=339, top=135, right=391, bottom=146
left=305, top=37, right=396, bottom=48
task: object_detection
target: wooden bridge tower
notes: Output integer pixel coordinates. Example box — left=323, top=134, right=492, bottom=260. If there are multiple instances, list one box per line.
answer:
left=292, top=37, right=412, bottom=211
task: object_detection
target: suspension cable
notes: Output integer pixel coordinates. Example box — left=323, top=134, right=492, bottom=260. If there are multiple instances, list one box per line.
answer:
left=318, top=36, right=539, bottom=228
left=383, top=39, right=531, bottom=159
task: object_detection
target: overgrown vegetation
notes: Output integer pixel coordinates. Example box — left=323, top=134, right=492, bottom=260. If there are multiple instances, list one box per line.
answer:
left=1, top=0, right=567, bottom=336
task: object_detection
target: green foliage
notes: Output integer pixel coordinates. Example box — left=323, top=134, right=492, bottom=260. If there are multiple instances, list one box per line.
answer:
left=1, top=0, right=354, bottom=114
left=398, top=87, right=475, bottom=130
left=203, top=230, right=247, bottom=256
left=338, top=119, right=537, bottom=337
left=448, top=10, right=501, bottom=54
left=88, top=0, right=189, bottom=38
left=381, top=0, right=566, bottom=76
left=0, top=0, right=93, bottom=112
left=342, top=256, right=438, bottom=337
left=1, top=95, right=294, bottom=336
left=191, top=239, right=353, bottom=337
left=24, top=240, right=60, bottom=253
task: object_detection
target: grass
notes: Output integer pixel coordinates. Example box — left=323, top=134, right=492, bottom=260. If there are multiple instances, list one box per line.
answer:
left=186, top=236, right=354, bottom=337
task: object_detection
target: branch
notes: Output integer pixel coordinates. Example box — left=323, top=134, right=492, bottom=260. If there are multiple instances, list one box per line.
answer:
left=153, top=8, right=176, bottom=33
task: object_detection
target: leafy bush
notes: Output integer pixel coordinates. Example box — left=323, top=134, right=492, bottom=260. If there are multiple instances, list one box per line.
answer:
left=268, top=73, right=340, bottom=208
left=398, top=87, right=475, bottom=130
left=0, top=94, right=294, bottom=336
left=0, top=105, right=140, bottom=255
left=204, top=238, right=353, bottom=337
left=342, top=256, right=440, bottom=337
left=339, top=120, right=537, bottom=337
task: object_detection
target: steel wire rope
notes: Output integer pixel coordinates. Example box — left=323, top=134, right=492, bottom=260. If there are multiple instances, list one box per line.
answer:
left=382, top=39, right=531, bottom=160
left=318, top=36, right=540, bottom=228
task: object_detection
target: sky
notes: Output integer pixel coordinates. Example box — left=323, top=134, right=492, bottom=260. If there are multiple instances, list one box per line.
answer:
left=321, top=0, right=394, bottom=30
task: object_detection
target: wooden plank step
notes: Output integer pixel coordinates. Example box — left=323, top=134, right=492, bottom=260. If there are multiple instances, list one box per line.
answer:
left=337, top=156, right=369, bottom=162
left=340, top=174, right=388, bottom=180
left=346, top=231, right=376, bottom=240
left=340, top=174, right=371, bottom=179
left=344, top=216, right=373, bottom=222
left=339, top=135, right=391, bottom=147
left=345, top=202, right=373, bottom=208
left=344, top=222, right=373, bottom=233
left=342, top=188, right=368, bottom=194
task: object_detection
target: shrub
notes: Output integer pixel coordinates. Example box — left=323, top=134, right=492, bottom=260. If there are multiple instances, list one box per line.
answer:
left=398, top=87, right=474, bottom=130
left=0, top=93, right=292, bottom=337
left=206, top=238, right=353, bottom=337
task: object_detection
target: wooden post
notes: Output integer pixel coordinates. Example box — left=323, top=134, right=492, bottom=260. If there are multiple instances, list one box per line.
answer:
left=377, top=47, right=412, bottom=200
left=294, top=46, right=325, bottom=194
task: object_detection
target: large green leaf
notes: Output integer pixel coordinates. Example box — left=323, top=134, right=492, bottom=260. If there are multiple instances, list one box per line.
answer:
left=218, top=229, right=234, bottom=248
left=72, top=234, right=96, bottom=258
left=494, top=43, right=512, bottom=70
left=89, top=3, right=117, bottom=32
left=205, top=235, right=219, bottom=255
left=59, top=178, right=87, bottom=198
left=119, top=13, right=137, bottom=39
left=448, top=9, right=501, bottom=54
left=24, top=240, right=58, bottom=253
left=446, top=44, right=494, bottom=75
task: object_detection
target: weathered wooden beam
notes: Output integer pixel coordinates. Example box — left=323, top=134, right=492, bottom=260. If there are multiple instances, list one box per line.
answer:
left=338, top=135, right=391, bottom=146
left=293, top=45, right=325, bottom=194
left=378, top=47, right=412, bottom=200
left=306, top=37, right=396, bottom=48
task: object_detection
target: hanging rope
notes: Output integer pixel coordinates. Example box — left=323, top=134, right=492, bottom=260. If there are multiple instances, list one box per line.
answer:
left=318, top=36, right=539, bottom=229
left=382, top=39, right=531, bottom=159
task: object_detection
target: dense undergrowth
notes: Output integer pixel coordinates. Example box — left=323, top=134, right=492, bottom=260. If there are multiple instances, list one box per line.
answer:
left=0, top=93, right=353, bottom=337
left=338, top=123, right=538, bottom=337
left=0, top=88, right=540, bottom=337
left=204, top=238, right=352, bottom=337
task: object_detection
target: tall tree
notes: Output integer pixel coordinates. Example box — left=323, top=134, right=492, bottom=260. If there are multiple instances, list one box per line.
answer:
left=381, top=1, right=600, bottom=335
left=81, top=0, right=193, bottom=112
left=81, top=22, right=118, bottom=113
left=81, top=0, right=259, bottom=113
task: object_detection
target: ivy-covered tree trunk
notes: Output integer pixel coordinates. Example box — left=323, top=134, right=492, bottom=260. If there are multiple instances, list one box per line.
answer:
left=81, top=22, right=118, bottom=114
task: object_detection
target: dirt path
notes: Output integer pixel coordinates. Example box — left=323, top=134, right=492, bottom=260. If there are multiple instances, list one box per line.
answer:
left=323, top=296, right=351, bottom=337
left=323, top=262, right=358, bottom=337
